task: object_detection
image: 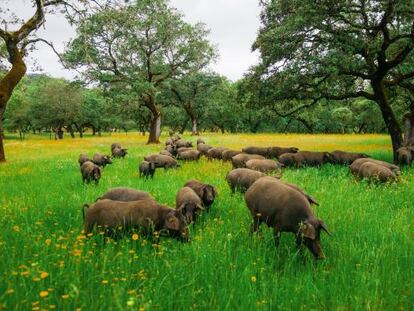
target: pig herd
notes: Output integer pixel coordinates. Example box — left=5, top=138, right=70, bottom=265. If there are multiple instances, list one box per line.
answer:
left=77, top=135, right=406, bottom=259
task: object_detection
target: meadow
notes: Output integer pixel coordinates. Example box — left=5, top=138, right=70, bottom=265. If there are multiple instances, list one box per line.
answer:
left=0, top=132, right=413, bottom=310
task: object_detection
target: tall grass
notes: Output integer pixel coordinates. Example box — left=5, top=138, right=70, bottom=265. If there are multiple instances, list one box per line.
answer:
left=0, top=133, right=413, bottom=310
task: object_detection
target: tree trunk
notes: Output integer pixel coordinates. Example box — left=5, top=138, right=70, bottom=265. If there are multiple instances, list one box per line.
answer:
left=145, top=94, right=161, bottom=144
left=191, top=117, right=199, bottom=135
left=403, top=109, right=414, bottom=146
left=148, top=113, right=161, bottom=143
left=0, top=117, right=5, bottom=163
left=184, top=105, right=199, bottom=135
left=0, top=47, right=27, bottom=163
left=66, top=125, right=75, bottom=138
left=372, top=81, right=403, bottom=163
left=92, top=126, right=96, bottom=136
left=57, top=127, right=64, bottom=139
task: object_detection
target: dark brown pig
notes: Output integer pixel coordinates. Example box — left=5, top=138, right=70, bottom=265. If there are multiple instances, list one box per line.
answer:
left=349, top=158, right=400, bottom=176
left=144, top=154, right=180, bottom=169
left=175, top=187, right=204, bottom=223
left=183, top=179, right=218, bottom=208
left=226, top=168, right=266, bottom=193
left=83, top=199, right=189, bottom=241
left=112, top=147, right=128, bottom=158
left=267, top=146, right=299, bottom=158
left=139, top=161, right=157, bottom=178
left=245, top=176, right=330, bottom=259
left=330, top=150, right=369, bottom=165
left=356, top=162, right=397, bottom=183
left=245, top=159, right=283, bottom=173
left=231, top=153, right=266, bottom=169
left=222, top=150, right=242, bottom=161
left=93, top=153, right=113, bottom=167
left=177, top=150, right=201, bottom=161
left=197, top=143, right=213, bottom=156
left=207, top=147, right=228, bottom=160
left=397, top=147, right=413, bottom=166
left=79, top=154, right=90, bottom=166
left=80, top=161, right=102, bottom=184
left=97, top=187, right=154, bottom=202
left=197, top=138, right=205, bottom=145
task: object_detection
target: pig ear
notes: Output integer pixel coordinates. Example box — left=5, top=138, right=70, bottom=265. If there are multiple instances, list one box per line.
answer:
left=300, top=221, right=316, bottom=240
left=319, top=220, right=331, bottom=236
left=165, top=215, right=180, bottom=231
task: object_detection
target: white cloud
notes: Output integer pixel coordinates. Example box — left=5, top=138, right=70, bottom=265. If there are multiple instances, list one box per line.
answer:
left=3, top=0, right=261, bottom=81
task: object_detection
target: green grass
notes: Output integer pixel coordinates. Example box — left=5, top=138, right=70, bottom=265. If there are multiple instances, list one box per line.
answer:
left=0, top=133, right=413, bottom=310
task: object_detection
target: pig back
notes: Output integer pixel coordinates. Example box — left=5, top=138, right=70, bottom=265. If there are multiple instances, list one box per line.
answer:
left=245, top=177, right=312, bottom=230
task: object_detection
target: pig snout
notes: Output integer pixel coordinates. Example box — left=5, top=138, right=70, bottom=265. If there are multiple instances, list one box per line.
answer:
left=305, top=239, right=325, bottom=260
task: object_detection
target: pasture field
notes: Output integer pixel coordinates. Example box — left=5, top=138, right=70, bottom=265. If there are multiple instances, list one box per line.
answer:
left=0, top=133, right=413, bottom=310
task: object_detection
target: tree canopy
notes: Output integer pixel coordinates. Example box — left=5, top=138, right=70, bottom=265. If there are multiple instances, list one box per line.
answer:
left=253, top=0, right=414, bottom=161
left=64, top=0, right=217, bottom=143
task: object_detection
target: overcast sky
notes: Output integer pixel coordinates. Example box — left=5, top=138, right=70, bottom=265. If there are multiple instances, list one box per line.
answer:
left=5, top=0, right=262, bottom=81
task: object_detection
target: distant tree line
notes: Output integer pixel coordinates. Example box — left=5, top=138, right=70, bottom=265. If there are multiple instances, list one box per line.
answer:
left=4, top=73, right=389, bottom=139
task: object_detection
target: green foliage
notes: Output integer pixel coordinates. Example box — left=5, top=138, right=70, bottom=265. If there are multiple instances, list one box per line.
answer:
left=64, top=0, right=217, bottom=141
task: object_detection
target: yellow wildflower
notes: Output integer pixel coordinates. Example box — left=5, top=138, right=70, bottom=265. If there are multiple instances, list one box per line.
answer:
left=40, top=272, right=49, bottom=279
left=251, top=276, right=257, bottom=283
left=132, top=234, right=139, bottom=241
left=39, top=291, right=49, bottom=298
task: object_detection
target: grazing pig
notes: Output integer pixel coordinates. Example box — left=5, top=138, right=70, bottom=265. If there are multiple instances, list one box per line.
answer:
left=397, top=147, right=413, bottom=166
left=178, top=150, right=201, bottom=161
left=79, top=154, right=90, bottom=166
left=242, top=146, right=299, bottom=158
left=245, top=159, right=283, bottom=173
left=267, top=146, right=299, bottom=158
left=280, top=151, right=333, bottom=167
left=242, top=146, right=269, bottom=157
left=144, top=154, right=180, bottom=169
left=160, top=150, right=173, bottom=157
left=197, top=143, right=213, bottom=156
left=330, top=150, right=369, bottom=165
left=97, top=187, right=154, bottom=202
left=278, top=153, right=300, bottom=167
left=222, top=150, right=242, bottom=161
left=176, top=139, right=193, bottom=148
left=245, top=176, right=330, bottom=259
left=207, top=147, right=228, bottom=160
left=111, top=143, right=122, bottom=151
left=80, top=161, right=102, bottom=184
left=165, top=138, right=173, bottom=146
left=176, top=187, right=204, bottom=223
left=177, top=147, right=194, bottom=153
left=83, top=199, right=189, bottom=241
left=297, top=151, right=334, bottom=166
left=231, top=153, right=266, bottom=169
left=356, top=162, right=397, bottom=183
left=349, top=158, right=400, bottom=176
left=183, top=179, right=218, bottom=208
left=139, top=161, right=157, bottom=178
left=112, top=147, right=128, bottom=158
left=93, top=153, right=113, bottom=167
left=165, top=145, right=177, bottom=157
left=197, top=138, right=205, bottom=145
left=226, top=168, right=266, bottom=193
